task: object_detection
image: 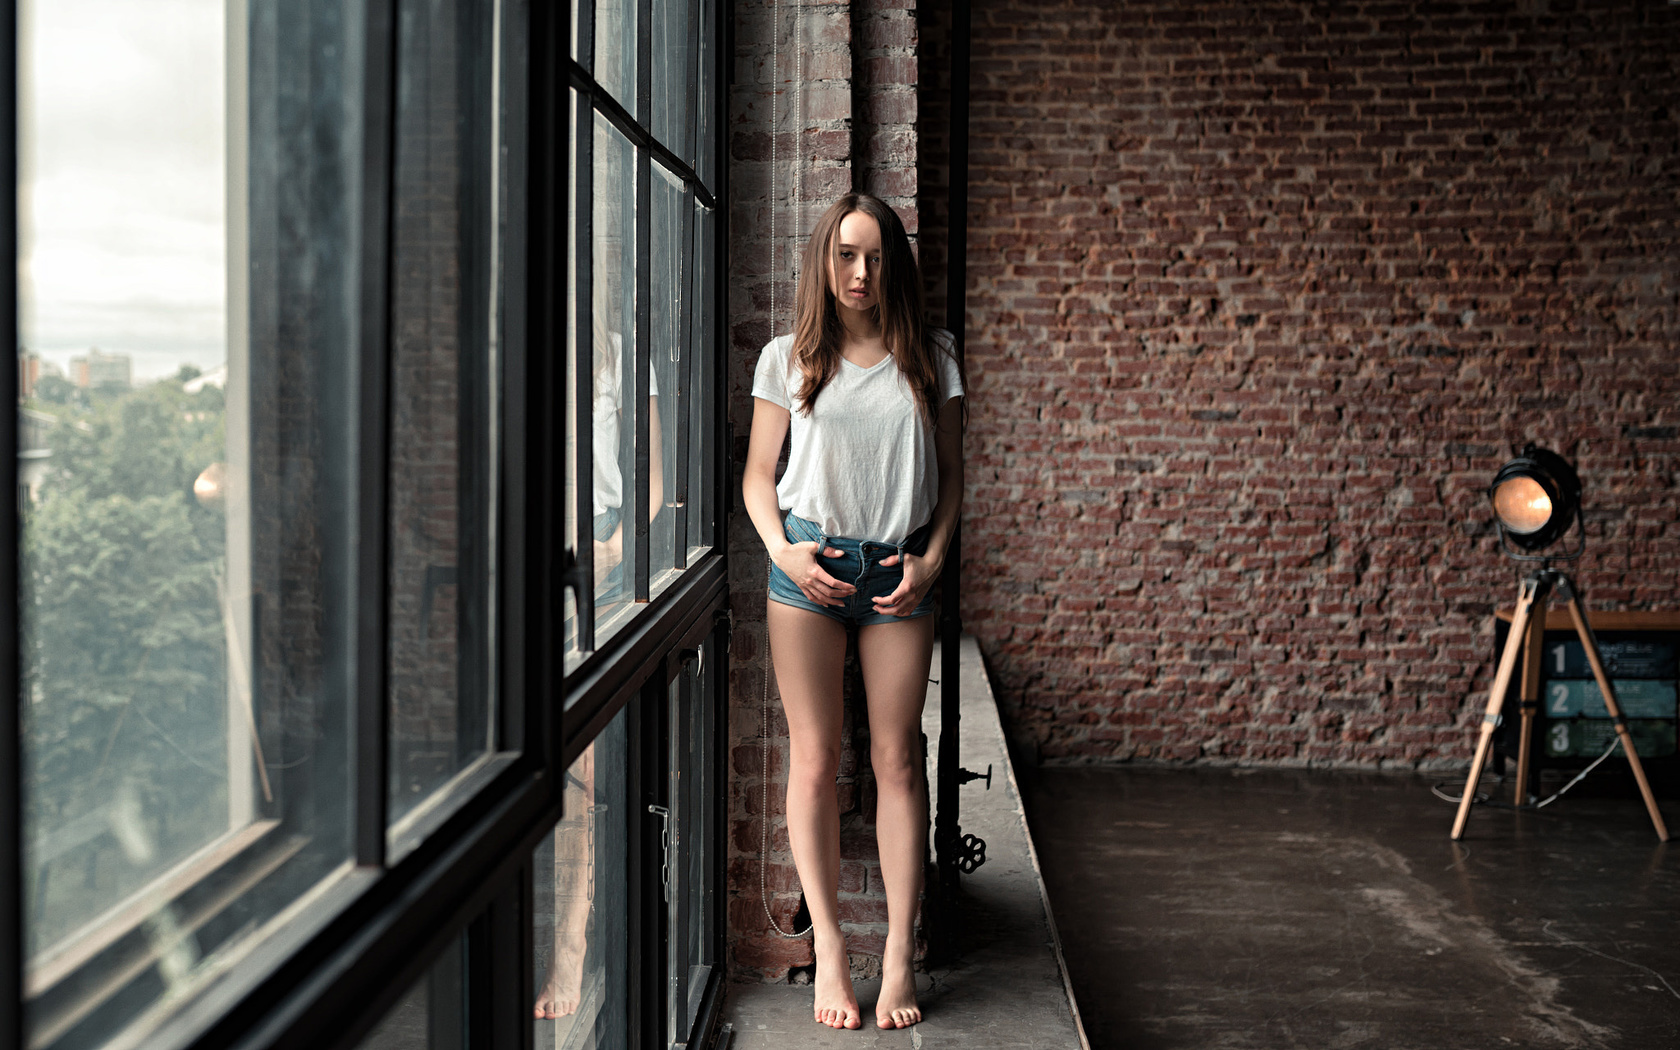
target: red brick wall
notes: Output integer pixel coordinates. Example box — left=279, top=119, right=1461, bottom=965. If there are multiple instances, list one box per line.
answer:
left=961, top=0, right=1680, bottom=765
left=726, top=0, right=924, bottom=981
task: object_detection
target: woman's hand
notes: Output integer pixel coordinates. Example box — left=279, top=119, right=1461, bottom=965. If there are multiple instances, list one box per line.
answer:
left=873, top=550, right=941, bottom=618
left=772, top=541, right=856, bottom=608
left=593, top=530, right=623, bottom=589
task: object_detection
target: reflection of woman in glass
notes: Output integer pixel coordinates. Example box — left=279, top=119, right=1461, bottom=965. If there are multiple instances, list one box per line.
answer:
left=589, top=283, right=662, bottom=603
left=540, top=276, right=664, bottom=1021
left=743, top=194, right=964, bottom=1030
left=535, top=746, right=594, bottom=1021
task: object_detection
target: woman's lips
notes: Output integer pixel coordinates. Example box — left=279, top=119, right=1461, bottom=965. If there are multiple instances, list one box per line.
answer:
left=849, top=288, right=869, bottom=298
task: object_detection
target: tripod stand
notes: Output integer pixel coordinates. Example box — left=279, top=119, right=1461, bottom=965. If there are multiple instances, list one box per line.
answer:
left=1451, top=567, right=1670, bottom=841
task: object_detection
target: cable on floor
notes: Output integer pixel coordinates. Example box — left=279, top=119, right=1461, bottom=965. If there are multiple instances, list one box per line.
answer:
left=1430, top=737, right=1621, bottom=811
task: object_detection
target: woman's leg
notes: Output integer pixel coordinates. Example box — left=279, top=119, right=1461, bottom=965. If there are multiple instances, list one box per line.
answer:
left=857, top=614, right=935, bottom=1029
left=767, top=600, right=860, bottom=1030
left=535, top=745, right=594, bottom=1019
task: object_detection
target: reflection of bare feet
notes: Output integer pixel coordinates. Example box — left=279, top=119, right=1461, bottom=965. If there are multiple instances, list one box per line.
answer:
left=533, top=944, right=585, bottom=1020
left=812, top=932, right=861, bottom=1030
left=875, top=947, right=921, bottom=1030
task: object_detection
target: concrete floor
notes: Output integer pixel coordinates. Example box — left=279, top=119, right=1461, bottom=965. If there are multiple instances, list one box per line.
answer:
left=1022, top=764, right=1680, bottom=1050
left=723, top=638, right=1087, bottom=1048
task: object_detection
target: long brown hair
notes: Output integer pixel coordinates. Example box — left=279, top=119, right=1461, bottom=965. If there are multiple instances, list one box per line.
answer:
left=789, top=194, right=957, bottom=430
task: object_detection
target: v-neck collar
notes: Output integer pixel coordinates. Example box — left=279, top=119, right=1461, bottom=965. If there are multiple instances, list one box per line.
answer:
left=840, top=352, right=891, bottom=373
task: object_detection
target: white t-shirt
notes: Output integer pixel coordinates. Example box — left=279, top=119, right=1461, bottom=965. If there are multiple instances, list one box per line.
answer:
left=752, top=330, right=963, bottom=544
left=592, top=333, right=660, bottom=517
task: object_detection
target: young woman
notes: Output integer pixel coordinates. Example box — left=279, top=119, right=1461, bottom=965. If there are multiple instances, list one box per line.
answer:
left=743, top=193, right=964, bottom=1031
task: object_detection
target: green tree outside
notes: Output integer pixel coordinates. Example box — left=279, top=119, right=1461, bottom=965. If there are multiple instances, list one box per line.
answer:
left=21, top=375, right=231, bottom=956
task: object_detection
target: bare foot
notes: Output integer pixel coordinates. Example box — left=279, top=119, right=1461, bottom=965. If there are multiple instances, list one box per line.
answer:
left=812, top=934, right=861, bottom=1030
left=875, top=950, right=921, bottom=1030
left=534, top=944, right=584, bottom=1019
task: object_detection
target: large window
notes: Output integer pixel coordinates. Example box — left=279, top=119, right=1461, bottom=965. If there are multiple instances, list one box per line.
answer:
left=7, top=0, right=727, bottom=1048
left=562, top=0, right=719, bottom=669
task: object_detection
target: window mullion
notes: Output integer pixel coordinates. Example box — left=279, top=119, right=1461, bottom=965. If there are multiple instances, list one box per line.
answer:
left=632, top=142, right=651, bottom=602
left=573, top=100, right=596, bottom=652
left=0, top=0, right=21, bottom=1036
left=577, top=0, right=594, bottom=70
left=631, top=0, right=653, bottom=602
left=565, top=65, right=716, bottom=210
left=355, top=0, right=399, bottom=869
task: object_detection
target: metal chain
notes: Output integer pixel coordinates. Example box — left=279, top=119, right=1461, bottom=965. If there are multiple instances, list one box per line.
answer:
left=794, top=0, right=802, bottom=259
left=769, top=0, right=776, bottom=338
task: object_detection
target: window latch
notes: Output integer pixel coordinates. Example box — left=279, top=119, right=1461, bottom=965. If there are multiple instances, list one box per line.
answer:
left=647, top=804, right=673, bottom=902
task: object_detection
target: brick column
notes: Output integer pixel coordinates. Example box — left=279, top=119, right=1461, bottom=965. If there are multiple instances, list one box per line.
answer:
left=726, top=0, right=926, bottom=983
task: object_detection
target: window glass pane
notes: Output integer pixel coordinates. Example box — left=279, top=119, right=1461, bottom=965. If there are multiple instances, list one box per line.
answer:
left=356, top=934, right=466, bottom=1050
left=593, top=0, right=635, bottom=117
left=648, top=164, right=683, bottom=595
left=387, top=0, right=508, bottom=852
left=688, top=202, right=715, bottom=558
left=20, top=0, right=361, bottom=1042
left=590, top=116, right=637, bottom=641
left=534, top=707, right=630, bottom=1050
left=669, top=642, right=716, bottom=1044
left=651, top=2, right=691, bottom=163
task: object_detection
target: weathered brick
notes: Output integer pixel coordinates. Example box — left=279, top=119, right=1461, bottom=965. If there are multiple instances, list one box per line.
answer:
left=959, top=0, right=1680, bottom=770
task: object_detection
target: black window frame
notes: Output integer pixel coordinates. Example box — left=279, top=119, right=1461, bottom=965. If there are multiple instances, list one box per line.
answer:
left=0, top=0, right=732, bottom=1045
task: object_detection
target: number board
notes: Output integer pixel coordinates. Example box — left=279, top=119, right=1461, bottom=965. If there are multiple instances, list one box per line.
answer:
left=1540, top=630, right=1677, bottom=756
left=1494, top=613, right=1680, bottom=767
left=1543, top=679, right=1678, bottom=719
left=1546, top=719, right=1678, bottom=759
left=1543, top=637, right=1677, bottom=679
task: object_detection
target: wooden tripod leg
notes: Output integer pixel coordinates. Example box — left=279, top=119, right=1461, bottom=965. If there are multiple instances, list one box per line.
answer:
left=1453, top=583, right=1538, bottom=840
left=1562, top=591, right=1671, bottom=842
left=1515, top=605, right=1545, bottom=805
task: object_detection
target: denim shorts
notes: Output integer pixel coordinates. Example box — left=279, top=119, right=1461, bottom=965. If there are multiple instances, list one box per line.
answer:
left=768, top=513, right=936, bottom=627
left=593, top=507, right=624, bottom=599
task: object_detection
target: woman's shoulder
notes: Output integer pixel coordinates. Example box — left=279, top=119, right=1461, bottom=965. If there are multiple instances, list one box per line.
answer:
left=927, top=327, right=956, bottom=357
left=758, top=333, right=797, bottom=364
left=755, top=333, right=796, bottom=368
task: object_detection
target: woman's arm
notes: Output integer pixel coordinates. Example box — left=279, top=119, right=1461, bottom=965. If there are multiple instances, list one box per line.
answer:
left=593, top=396, right=665, bottom=587
left=743, top=396, right=855, bottom=607
left=874, top=395, right=963, bottom=617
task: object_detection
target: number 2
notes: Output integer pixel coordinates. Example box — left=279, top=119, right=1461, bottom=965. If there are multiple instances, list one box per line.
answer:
left=1549, top=683, right=1569, bottom=714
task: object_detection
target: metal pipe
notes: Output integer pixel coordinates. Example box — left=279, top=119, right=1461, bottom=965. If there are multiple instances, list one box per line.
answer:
left=934, top=0, right=970, bottom=880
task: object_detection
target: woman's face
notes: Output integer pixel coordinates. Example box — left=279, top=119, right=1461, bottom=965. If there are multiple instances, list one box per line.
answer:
left=827, top=210, right=883, bottom=315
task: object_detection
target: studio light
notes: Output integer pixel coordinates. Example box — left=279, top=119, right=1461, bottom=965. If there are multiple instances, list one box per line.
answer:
left=1488, top=444, right=1580, bottom=553
left=1452, top=444, right=1669, bottom=842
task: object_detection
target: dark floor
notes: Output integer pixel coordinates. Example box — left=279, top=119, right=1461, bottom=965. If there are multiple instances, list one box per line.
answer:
left=1022, top=765, right=1680, bottom=1050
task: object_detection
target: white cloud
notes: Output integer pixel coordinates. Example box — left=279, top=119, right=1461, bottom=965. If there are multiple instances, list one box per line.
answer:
left=20, top=0, right=226, bottom=380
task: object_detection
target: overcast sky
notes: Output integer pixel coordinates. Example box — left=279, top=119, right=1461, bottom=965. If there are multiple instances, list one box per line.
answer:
left=20, top=0, right=225, bottom=382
